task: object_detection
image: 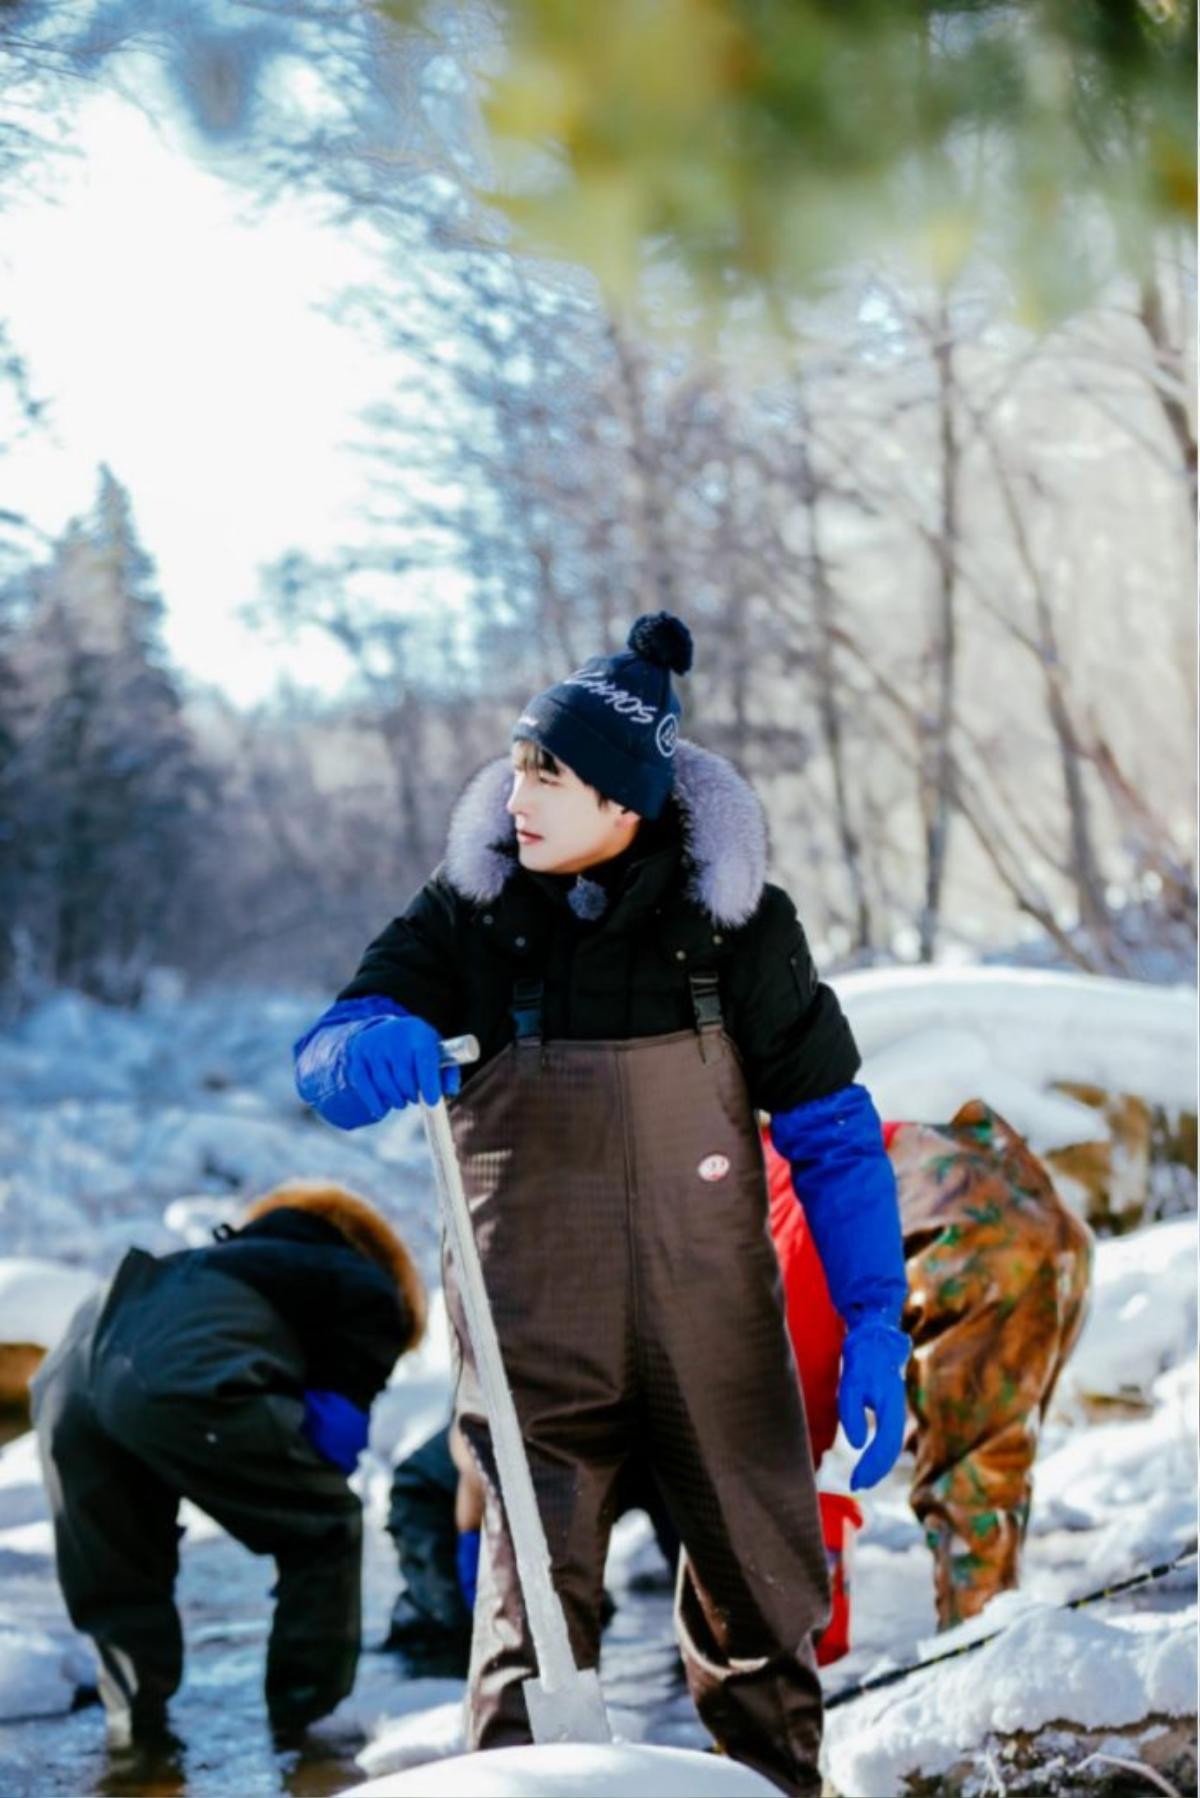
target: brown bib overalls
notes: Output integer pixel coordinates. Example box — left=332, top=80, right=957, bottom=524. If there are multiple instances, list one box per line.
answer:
left=444, top=978, right=830, bottom=1797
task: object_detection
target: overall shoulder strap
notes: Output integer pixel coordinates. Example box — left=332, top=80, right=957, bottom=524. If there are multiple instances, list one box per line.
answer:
left=510, top=976, right=544, bottom=1045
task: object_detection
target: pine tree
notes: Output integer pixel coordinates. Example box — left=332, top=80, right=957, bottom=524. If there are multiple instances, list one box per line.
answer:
left=12, top=467, right=213, bottom=1001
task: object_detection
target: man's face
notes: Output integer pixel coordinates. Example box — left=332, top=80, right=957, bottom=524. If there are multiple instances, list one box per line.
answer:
left=506, top=748, right=639, bottom=875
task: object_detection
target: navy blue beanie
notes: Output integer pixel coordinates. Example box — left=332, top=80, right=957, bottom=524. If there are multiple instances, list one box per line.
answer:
left=512, top=613, right=693, bottom=819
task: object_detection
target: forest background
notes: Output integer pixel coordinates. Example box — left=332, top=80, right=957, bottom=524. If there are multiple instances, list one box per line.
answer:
left=0, top=0, right=1194, bottom=1008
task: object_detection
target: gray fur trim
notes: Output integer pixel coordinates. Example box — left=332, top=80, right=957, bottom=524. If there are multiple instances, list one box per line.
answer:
left=673, top=739, right=768, bottom=927
left=442, top=758, right=515, bottom=904
left=442, top=740, right=768, bottom=927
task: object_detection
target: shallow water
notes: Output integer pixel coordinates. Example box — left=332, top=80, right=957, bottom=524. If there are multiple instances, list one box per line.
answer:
left=0, top=1496, right=695, bottom=1797
left=0, top=1523, right=396, bottom=1797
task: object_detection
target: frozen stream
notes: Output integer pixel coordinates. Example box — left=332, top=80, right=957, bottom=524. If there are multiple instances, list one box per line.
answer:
left=0, top=1466, right=699, bottom=1798
left=0, top=983, right=1194, bottom=1794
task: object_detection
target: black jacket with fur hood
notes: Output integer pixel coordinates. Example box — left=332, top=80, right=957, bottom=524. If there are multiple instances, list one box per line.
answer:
left=186, top=1182, right=426, bottom=1410
left=338, top=743, right=859, bottom=1116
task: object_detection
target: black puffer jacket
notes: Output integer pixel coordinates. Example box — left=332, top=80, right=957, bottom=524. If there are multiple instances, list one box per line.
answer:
left=184, top=1208, right=414, bottom=1410
left=337, top=741, right=859, bottom=1115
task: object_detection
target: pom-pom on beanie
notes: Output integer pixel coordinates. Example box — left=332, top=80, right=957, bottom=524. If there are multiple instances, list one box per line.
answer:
left=512, top=612, right=693, bottom=819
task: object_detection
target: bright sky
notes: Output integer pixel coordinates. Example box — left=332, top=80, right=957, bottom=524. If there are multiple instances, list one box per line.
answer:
left=3, top=90, right=397, bottom=706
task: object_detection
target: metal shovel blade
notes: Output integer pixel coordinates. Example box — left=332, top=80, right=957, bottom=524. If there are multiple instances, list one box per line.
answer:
left=524, top=1667, right=612, bottom=1746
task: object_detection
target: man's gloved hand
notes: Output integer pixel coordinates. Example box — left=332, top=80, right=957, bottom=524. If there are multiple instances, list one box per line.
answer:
left=345, top=1014, right=461, bottom=1115
left=838, top=1317, right=911, bottom=1492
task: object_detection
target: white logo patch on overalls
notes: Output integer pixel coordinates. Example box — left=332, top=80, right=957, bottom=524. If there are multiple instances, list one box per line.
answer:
left=697, top=1153, right=730, bottom=1183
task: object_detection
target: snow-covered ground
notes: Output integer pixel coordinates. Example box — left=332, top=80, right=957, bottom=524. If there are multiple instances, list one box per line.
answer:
left=0, top=975, right=1194, bottom=1796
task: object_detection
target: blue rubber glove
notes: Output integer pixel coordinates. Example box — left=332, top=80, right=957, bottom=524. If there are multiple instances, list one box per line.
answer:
left=302, top=1389, right=370, bottom=1474
left=345, top=1012, right=460, bottom=1114
left=838, top=1318, right=911, bottom=1491
left=456, top=1528, right=481, bottom=1610
left=295, top=999, right=461, bottom=1129
left=770, top=1085, right=911, bottom=1489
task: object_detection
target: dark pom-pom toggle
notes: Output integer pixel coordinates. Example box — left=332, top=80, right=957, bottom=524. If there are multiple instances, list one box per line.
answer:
left=627, top=611, right=693, bottom=675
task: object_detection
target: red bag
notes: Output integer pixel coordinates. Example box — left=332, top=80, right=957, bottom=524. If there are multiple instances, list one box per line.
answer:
left=817, top=1492, right=863, bottom=1665
left=764, top=1128, right=871, bottom=1665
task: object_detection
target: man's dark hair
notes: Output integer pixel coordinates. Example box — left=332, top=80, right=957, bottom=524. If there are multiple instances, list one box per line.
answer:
left=511, top=736, right=615, bottom=809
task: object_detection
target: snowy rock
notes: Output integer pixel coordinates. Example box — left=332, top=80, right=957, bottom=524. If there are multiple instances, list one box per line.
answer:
left=0, top=1260, right=98, bottom=1349
left=837, top=967, right=1197, bottom=1128
left=823, top=1602, right=1197, bottom=1797
left=0, top=1623, right=89, bottom=1721
left=348, top=1743, right=779, bottom=1796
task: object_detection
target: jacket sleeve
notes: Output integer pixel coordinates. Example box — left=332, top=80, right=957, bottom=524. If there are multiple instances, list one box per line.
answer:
left=337, top=873, right=464, bottom=1034
left=723, top=884, right=861, bottom=1114
left=770, top=1084, right=908, bottom=1330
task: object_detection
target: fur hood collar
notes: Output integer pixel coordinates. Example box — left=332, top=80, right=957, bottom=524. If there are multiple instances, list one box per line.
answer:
left=442, top=739, right=768, bottom=929
left=243, top=1180, right=426, bottom=1349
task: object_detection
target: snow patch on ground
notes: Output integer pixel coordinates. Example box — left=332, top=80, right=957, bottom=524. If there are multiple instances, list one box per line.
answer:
left=0, top=1623, right=90, bottom=1722
left=1060, top=1216, right=1198, bottom=1404
left=355, top=1689, right=467, bottom=1777
left=349, top=1743, right=778, bottom=1796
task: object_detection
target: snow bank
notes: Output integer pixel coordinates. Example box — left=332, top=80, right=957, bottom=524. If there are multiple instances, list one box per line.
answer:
left=835, top=967, right=1197, bottom=1134
left=1035, top=1357, right=1197, bottom=1556
left=0, top=1259, right=98, bottom=1348
left=349, top=1743, right=778, bottom=1797
left=1061, top=1216, right=1198, bottom=1404
left=823, top=1602, right=1198, bottom=1797
left=0, top=986, right=437, bottom=1269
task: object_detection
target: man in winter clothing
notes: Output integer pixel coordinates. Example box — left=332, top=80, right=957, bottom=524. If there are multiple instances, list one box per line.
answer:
left=294, top=613, right=909, bottom=1798
left=888, top=1102, right=1092, bottom=1622
left=32, top=1180, right=424, bottom=1748
left=766, top=1102, right=1093, bottom=1634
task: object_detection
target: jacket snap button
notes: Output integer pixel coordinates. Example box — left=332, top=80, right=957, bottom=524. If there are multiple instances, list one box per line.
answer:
left=675, top=949, right=686, bottom=961
left=712, top=934, right=723, bottom=945
left=483, top=913, right=494, bottom=925
left=515, top=935, right=527, bottom=948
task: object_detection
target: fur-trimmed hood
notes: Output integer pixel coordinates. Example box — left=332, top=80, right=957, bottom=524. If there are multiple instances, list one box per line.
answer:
left=442, top=739, right=768, bottom=930
left=243, top=1180, right=426, bottom=1350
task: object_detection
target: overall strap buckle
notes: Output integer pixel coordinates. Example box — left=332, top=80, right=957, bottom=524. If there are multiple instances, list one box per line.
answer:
left=511, top=977, right=544, bottom=1045
left=688, top=971, right=723, bottom=1062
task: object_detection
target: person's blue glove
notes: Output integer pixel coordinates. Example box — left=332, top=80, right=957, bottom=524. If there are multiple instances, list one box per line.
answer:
left=345, top=1014, right=461, bottom=1115
left=456, top=1528, right=481, bottom=1610
left=838, top=1317, right=911, bottom=1491
left=302, top=1389, right=370, bottom=1474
